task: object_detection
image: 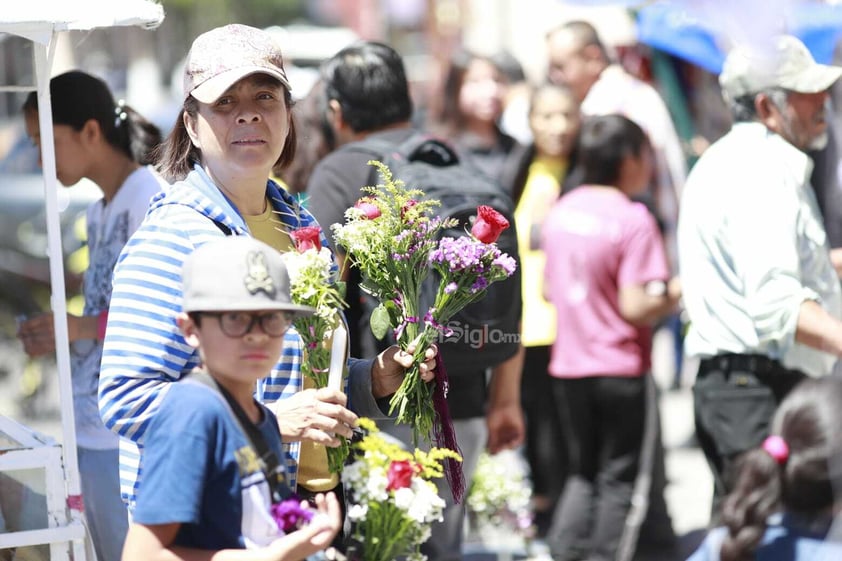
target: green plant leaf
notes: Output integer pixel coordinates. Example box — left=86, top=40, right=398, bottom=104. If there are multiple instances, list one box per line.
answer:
left=370, top=304, right=391, bottom=339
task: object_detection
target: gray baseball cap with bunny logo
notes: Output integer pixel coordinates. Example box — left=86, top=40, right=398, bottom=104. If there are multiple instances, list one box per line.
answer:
left=182, top=236, right=314, bottom=317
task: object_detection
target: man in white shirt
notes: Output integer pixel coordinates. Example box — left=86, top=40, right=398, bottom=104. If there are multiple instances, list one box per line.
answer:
left=678, top=35, right=842, bottom=517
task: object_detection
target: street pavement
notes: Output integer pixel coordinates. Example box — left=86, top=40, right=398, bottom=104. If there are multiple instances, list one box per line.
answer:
left=0, top=328, right=713, bottom=560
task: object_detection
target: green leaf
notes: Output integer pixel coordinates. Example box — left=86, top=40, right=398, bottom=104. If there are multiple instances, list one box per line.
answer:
left=370, top=304, right=391, bottom=339
left=335, top=280, right=347, bottom=300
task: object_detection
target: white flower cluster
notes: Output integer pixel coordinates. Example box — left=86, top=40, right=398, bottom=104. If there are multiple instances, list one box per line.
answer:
left=331, top=208, right=383, bottom=258
left=282, top=246, right=335, bottom=319
left=467, top=450, right=532, bottom=532
left=283, top=246, right=333, bottom=288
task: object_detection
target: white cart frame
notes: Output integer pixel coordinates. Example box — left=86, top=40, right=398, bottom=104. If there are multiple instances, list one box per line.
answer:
left=0, top=2, right=164, bottom=559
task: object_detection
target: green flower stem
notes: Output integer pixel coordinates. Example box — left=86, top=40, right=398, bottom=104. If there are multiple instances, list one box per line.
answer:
left=388, top=325, right=439, bottom=445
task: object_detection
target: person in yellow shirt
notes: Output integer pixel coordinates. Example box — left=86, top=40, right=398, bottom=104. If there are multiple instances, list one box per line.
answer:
left=514, top=83, right=580, bottom=536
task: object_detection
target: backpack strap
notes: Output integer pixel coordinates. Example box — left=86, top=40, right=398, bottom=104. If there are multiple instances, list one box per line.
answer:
left=184, top=370, right=291, bottom=502
left=342, top=132, right=461, bottom=168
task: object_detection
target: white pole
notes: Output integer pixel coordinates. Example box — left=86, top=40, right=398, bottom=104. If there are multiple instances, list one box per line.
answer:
left=34, top=32, right=83, bottom=507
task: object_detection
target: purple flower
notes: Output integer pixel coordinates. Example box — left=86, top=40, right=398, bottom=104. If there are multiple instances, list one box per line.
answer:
left=444, top=282, right=458, bottom=294
left=492, top=254, right=517, bottom=276
left=270, top=497, right=314, bottom=533
left=430, top=237, right=487, bottom=272
left=470, top=276, right=489, bottom=293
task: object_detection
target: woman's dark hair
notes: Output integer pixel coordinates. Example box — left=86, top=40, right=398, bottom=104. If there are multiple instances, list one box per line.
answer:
left=156, top=76, right=297, bottom=182
left=574, top=114, right=648, bottom=186
left=432, top=49, right=505, bottom=136
left=321, top=41, right=412, bottom=134
left=276, top=79, right=336, bottom=193
left=23, top=70, right=161, bottom=165
left=720, top=377, right=842, bottom=561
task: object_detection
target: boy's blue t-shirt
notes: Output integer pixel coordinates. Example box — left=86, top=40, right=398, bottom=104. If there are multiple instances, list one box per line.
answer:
left=132, top=380, right=289, bottom=549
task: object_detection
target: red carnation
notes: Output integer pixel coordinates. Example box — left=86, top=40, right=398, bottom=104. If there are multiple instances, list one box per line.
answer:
left=470, top=206, right=509, bottom=244
left=289, top=226, right=322, bottom=252
left=355, top=198, right=381, bottom=220
left=386, top=460, right=419, bottom=491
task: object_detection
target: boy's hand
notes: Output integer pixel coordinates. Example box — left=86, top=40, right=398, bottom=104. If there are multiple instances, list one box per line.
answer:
left=270, top=388, right=356, bottom=446
left=371, top=342, right=437, bottom=398
left=266, top=492, right=341, bottom=560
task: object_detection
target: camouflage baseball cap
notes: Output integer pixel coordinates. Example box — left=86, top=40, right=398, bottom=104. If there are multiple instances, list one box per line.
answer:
left=183, top=23, right=291, bottom=103
left=182, top=236, right=314, bottom=317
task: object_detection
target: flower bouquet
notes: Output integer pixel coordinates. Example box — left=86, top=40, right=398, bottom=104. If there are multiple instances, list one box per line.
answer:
left=331, top=162, right=517, bottom=447
left=283, top=225, right=350, bottom=473
left=341, top=418, right=461, bottom=561
left=467, top=451, right=533, bottom=542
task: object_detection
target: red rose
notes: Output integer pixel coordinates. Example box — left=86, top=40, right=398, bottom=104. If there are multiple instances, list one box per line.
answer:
left=355, top=198, right=381, bottom=220
left=289, top=226, right=322, bottom=252
left=471, top=206, right=509, bottom=244
left=386, top=460, right=418, bottom=491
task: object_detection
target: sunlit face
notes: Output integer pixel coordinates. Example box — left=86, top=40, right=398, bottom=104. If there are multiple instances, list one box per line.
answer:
left=186, top=74, right=290, bottom=182
left=546, top=30, right=594, bottom=102
left=182, top=309, right=288, bottom=393
left=774, top=90, right=830, bottom=151
left=529, top=88, right=580, bottom=158
left=458, top=58, right=507, bottom=124
left=24, top=109, right=89, bottom=187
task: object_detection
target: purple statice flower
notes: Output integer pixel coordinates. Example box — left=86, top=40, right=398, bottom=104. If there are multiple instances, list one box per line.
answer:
left=444, top=282, right=458, bottom=294
left=492, top=254, right=517, bottom=276
left=430, top=237, right=486, bottom=272
left=470, top=276, right=489, bottom=293
left=395, top=230, right=412, bottom=245
left=270, top=497, right=314, bottom=533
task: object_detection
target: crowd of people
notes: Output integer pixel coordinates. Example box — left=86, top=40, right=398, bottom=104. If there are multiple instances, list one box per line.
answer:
left=11, top=13, right=842, bottom=561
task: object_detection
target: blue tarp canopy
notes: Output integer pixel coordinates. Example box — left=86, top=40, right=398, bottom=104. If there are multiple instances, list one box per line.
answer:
left=636, top=1, right=842, bottom=73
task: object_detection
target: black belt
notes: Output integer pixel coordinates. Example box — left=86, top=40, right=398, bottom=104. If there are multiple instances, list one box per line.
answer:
left=698, top=353, right=782, bottom=376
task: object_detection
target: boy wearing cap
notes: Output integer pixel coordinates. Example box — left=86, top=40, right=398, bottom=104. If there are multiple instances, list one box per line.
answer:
left=678, top=35, right=842, bottom=517
left=122, top=236, right=341, bottom=561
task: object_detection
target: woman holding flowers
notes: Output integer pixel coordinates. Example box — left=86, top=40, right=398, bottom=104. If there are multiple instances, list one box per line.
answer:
left=98, top=24, right=435, bottom=516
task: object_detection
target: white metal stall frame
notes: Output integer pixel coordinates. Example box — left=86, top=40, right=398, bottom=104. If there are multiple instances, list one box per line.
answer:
left=0, top=2, right=164, bottom=559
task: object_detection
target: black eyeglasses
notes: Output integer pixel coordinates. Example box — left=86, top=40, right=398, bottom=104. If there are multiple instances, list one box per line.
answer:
left=201, top=311, right=293, bottom=338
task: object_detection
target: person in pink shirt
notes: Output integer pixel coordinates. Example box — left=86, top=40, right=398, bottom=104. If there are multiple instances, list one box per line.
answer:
left=541, top=114, right=680, bottom=561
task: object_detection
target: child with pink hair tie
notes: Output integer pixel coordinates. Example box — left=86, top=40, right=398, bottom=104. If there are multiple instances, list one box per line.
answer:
left=688, top=377, right=842, bottom=561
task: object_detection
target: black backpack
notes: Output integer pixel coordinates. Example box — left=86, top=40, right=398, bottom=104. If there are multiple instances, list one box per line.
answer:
left=345, top=132, right=522, bottom=374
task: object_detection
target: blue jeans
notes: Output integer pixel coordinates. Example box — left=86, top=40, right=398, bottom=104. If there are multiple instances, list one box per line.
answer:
left=78, top=447, right=128, bottom=561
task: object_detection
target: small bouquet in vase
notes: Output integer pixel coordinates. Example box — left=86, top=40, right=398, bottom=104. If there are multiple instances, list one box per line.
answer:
left=331, top=163, right=516, bottom=444
left=283, top=225, right=350, bottom=473
left=341, top=418, right=461, bottom=561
